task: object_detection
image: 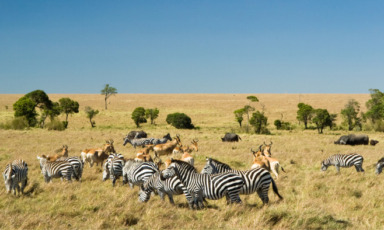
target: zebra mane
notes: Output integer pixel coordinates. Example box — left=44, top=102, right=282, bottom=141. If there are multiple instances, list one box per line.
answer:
left=171, top=159, right=197, bottom=172
left=209, top=158, right=232, bottom=170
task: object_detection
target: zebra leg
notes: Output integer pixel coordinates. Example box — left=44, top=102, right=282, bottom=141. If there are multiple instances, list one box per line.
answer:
left=167, top=193, right=175, bottom=204
left=257, top=188, right=269, bottom=205
left=112, top=177, right=116, bottom=187
left=21, top=178, right=28, bottom=194
left=335, top=165, right=340, bottom=173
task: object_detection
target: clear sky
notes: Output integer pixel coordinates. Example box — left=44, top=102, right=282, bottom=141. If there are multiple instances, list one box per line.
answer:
left=0, top=1, right=383, bottom=94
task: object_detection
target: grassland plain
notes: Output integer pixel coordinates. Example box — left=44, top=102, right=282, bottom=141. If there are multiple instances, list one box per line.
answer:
left=0, top=93, right=383, bottom=229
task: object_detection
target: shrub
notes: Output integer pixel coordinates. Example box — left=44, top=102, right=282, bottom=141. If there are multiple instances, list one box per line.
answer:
left=131, top=107, right=147, bottom=128
left=274, top=119, right=292, bottom=130
left=46, top=119, right=66, bottom=131
left=0, top=117, right=29, bottom=130
left=166, top=113, right=194, bottom=129
left=249, top=111, right=270, bottom=134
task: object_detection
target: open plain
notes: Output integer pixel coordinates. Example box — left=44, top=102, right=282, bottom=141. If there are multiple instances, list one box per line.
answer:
left=0, top=93, right=383, bottom=229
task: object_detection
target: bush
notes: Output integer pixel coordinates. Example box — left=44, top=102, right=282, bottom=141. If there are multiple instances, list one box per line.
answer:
left=250, top=111, right=270, bottom=134
left=45, top=119, right=66, bottom=131
left=274, top=119, right=292, bottom=130
left=0, top=117, right=29, bottom=130
left=166, top=113, right=194, bottom=129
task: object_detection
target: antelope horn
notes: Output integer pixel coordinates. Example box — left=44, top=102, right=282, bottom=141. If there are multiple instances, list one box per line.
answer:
left=270, top=141, right=273, bottom=145
left=106, top=140, right=110, bottom=144
left=258, top=145, right=263, bottom=151
left=263, top=141, right=266, bottom=145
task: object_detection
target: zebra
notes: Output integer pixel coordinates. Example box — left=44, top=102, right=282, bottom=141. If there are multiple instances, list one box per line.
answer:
left=122, top=160, right=159, bottom=188
left=123, top=137, right=154, bottom=149
left=375, top=157, right=384, bottom=175
left=103, top=153, right=125, bottom=186
left=3, top=159, right=28, bottom=195
left=151, top=133, right=172, bottom=146
left=138, top=171, right=193, bottom=207
left=321, top=153, right=364, bottom=173
left=201, top=158, right=283, bottom=205
left=57, top=156, right=83, bottom=181
left=37, top=156, right=74, bottom=182
left=160, top=159, right=244, bottom=209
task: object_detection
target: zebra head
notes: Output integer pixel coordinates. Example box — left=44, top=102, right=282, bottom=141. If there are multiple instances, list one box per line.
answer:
left=123, top=136, right=131, bottom=146
left=138, top=182, right=152, bottom=203
left=201, top=158, right=217, bottom=174
left=321, top=161, right=329, bottom=171
left=163, top=133, right=172, bottom=141
left=4, top=163, right=13, bottom=193
left=102, top=160, right=110, bottom=181
left=376, top=162, right=384, bottom=175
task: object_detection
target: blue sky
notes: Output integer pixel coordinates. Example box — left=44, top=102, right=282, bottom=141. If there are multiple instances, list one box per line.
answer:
left=0, top=1, right=383, bottom=94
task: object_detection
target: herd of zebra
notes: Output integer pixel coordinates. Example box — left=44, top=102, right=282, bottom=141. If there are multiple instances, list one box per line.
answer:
left=3, top=132, right=384, bottom=210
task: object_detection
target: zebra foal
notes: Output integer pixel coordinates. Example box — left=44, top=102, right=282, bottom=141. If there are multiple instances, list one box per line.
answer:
left=321, top=153, right=364, bottom=173
left=3, top=159, right=28, bottom=195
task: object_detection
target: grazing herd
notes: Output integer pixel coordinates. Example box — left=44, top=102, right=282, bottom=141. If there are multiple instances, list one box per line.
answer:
left=2, top=131, right=382, bottom=211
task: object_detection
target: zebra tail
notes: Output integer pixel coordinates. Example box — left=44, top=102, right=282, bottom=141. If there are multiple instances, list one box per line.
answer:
left=271, top=178, right=283, bottom=200
left=280, top=164, right=286, bottom=173
left=71, top=165, right=80, bottom=181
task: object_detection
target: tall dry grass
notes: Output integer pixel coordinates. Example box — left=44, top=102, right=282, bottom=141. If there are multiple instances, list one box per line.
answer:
left=0, top=94, right=383, bottom=229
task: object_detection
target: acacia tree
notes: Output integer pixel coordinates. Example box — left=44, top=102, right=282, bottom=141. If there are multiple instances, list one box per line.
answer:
left=101, top=84, right=117, bottom=110
left=297, top=103, right=314, bottom=129
left=132, top=107, right=147, bottom=128
left=234, top=108, right=245, bottom=127
left=145, top=108, right=159, bottom=125
left=364, top=89, right=384, bottom=124
left=341, top=99, right=361, bottom=131
left=243, top=95, right=259, bottom=132
left=85, top=106, right=99, bottom=128
left=312, top=109, right=337, bottom=134
left=13, top=90, right=54, bottom=127
left=59, top=98, right=80, bottom=128
left=249, top=111, right=269, bottom=134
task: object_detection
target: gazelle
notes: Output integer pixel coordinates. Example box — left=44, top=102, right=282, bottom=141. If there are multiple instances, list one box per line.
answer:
left=81, top=139, right=115, bottom=167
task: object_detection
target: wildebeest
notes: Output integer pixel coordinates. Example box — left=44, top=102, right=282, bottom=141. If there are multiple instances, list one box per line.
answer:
left=334, top=134, right=369, bottom=145
left=221, top=133, right=241, bottom=142
left=124, top=131, right=148, bottom=141
left=370, top=139, right=379, bottom=146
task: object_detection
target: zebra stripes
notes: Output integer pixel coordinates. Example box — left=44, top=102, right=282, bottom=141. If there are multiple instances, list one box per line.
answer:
left=103, top=153, right=125, bottom=186
left=57, top=156, right=83, bottom=181
left=122, top=160, right=159, bottom=188
left=201, top=158, right=283, bottom=204
left=151, top=133, right=172, bottom=146
left=3, top=159, right=28, bottom=195
left=161, top=159, right=244, bottom=209
left=139, top=171, right=193, bottom=205
left=321, top=153, right=364, bottom=173
left=37, top=156, right=74, bottom=183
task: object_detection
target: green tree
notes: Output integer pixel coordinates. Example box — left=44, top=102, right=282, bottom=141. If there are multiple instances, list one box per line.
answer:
left=40, top=102, right=61, bottom=128
left=132, top=107, right=147, bottom=128
left=59, top=98, right=80, bottom=128
left=234, top=108, right=245, bottom=127
left=297, top=103, right=314, bottom=129
left=341, top=99, right=361, bottom=131
left=244, top=95, right=259, bottom=132
left=166, top=113, right=194, bottom=129
left=13, top=90, right=54, bottom=127
left=13, top=96, right=37, bottom=126
left=85, top=106, right=99, bottom=128
left=101, top=84, right=117, bottom=110
left=365, top=89, right=384, bottom=124
left=249, top=111, right=269, bottom=134
left=145, top=108, right=159, bottom=125
left=312, top=109, right=337, bottom=134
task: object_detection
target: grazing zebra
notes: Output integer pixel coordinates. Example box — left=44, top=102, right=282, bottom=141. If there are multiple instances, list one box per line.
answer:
left=151, top=133, right=172, bottom=146
left=201, top=158, right=283, bottom=205
left=3, top=159, right=28, bottom=195
left=57, top=156, right=83, bottom=181
left=138, top=171, right=193, bottom=207
left=122, top=160, right=159, bottom=188
left=161, top=159, right=244, bottom=209
left=103, top=153, right=125, bottom=186
left=37, top=156, right=74, bottom=182
left=375, top=157, right=384, bottom=175
left=123, top=137, right=154, bottom=149
left=321, top=153, right=364, bottom=173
